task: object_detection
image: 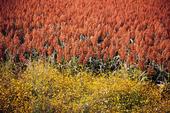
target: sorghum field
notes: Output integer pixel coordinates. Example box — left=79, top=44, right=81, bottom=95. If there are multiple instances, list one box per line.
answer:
left=0, top=0, right=170, bottom=112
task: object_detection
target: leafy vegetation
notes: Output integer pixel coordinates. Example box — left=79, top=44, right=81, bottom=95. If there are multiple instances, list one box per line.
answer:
left=0, top=0, right=170, bottom=112
left=0, top=60, right=170, bottom=113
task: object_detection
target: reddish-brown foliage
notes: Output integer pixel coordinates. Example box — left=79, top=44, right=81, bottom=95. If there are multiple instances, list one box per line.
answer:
left=0, top=0, right=170, bottom=71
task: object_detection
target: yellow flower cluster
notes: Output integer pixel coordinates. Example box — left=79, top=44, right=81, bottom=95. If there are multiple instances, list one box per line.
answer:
left=0, top=60, right=170, bottom=112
